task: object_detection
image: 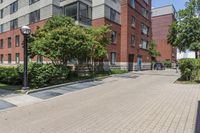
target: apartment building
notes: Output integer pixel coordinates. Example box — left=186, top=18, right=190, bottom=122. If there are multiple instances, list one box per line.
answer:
left=152, top=5, right=177, bottom=63
left=0, top=0, right=152, bottom=71
left=120, top=0, right=151, bottom=70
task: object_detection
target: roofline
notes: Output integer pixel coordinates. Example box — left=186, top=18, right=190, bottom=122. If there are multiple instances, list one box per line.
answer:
left=152, top=4, right=177, bottom=13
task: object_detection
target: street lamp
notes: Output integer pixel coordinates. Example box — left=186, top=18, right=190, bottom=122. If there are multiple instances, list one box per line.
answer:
left=20, top=26, right=31, bottom=90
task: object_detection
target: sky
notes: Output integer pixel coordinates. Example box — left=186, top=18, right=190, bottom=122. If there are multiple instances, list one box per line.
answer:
left=152, top=0, right=188, bottom=11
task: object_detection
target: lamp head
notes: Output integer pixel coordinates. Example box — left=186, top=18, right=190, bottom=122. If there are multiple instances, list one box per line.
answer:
left=20, top=26, right=31, bottom=35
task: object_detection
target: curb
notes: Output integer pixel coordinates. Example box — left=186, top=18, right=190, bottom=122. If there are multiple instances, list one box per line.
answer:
left=26, top=75, right=111, bottom=95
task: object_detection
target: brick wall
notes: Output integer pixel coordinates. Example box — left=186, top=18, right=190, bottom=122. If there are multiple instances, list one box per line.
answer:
left=152, top=14, right=177, bottom=62
left=0, top=20, right=46, bottom=65
left=0, top=0, right=152, bottom=70
left=121, top=0, right=151, bottom=63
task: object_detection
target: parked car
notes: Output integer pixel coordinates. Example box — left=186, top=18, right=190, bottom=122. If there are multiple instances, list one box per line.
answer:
left=154, top=63, right=165, bottom=70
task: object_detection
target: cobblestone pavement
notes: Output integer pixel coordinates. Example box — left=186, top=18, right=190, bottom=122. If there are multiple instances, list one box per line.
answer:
left=0, top=70, right=199, bottom=133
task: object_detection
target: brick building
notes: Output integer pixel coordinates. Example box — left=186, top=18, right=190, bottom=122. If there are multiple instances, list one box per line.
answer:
left=152, top=5, right=177, bottom=63
left=0, top=0, right=152, bottom=71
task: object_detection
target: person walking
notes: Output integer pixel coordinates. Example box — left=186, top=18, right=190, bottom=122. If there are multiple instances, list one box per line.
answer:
left=176, top=61, right=179, bottom=73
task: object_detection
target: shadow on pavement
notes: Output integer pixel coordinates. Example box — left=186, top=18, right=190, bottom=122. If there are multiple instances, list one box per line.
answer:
left=134, top=72, right=179, bottom=77
left=0, top=89, right=16, bottom=98
left=195, top=101, right=200, bottom=133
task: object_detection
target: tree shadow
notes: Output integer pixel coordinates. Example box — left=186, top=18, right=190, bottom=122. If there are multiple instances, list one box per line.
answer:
left=0, top=89, right=15, bottom=97
left=195, top=101, right=200, bottom=133
left=0, top=84, right=20, bottom=97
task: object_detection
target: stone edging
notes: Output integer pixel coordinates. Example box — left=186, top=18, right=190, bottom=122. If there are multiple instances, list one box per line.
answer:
left=26, top=76, right=111, bottom=95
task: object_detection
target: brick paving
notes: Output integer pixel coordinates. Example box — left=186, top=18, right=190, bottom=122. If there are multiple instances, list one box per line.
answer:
left=0, top=70, right=199, bottom=133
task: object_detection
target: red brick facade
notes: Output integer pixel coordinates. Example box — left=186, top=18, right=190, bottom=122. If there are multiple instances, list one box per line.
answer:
left=0, top=0, right=152, bottom=71
left=152, top=14, right=177, bottom=63
left=121, top=0, right=152, bottom=62
left=0, top=20, right=46, bottom=65
left=120, top=0, right=152, bottom=70
left=92, top=18, right=121, bottom=63
left=93, top=0, right=152, bottom=70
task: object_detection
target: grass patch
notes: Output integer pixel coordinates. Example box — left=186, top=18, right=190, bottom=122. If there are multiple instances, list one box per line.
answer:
left=0, top=83, right=21, bottom=91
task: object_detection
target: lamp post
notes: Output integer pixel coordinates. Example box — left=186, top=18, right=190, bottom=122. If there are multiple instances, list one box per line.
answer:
left=20, top=26, right=31, bottom=90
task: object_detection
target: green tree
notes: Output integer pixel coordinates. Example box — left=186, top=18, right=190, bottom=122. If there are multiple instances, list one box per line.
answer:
left=149, top=41, right=161, bottom=61
left=168, top=0, right=200, bottom=58
left=29, top=16, right=111, bottom=73
left=148, top=41, right=161, bottom=70
left=190, top=42, right=200, bottom=58
left=29, top=16, right=89, bottom=66
left=84, top=26, right=111, bottom=74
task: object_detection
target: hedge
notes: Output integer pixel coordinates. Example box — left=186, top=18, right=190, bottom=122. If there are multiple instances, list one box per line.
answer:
left=0, top=66, right=21, bottom=85
left=0, top=63, right=70, bottom=89
left=163, top=60, right=172, bottom=68
left=179, top=58, right=200, bottom=81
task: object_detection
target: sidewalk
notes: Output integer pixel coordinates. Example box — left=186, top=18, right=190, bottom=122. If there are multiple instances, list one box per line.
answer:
left=1, top=70, right=199, bottom=133
left=0, top=73, right=132, bottom=111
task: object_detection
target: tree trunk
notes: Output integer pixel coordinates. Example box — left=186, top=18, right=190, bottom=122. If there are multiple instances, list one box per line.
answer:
left=90, top=55, right=95, bottom=81
left=77, top=60, right=79, bottom=78
left=195, top=51, right=198, bottom=59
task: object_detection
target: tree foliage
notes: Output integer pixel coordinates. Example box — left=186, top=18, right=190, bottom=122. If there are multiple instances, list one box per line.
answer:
left=148, top=41, right=161, bottom=61
left=29, top=16, right=111, bottom=66
left=168, top=0, right=200, bottom=58
left=190, top=42, right=200, bottom=58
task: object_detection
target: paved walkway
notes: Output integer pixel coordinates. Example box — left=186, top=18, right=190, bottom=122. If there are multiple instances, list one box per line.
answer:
left=0, top=70, right=199, bottom=133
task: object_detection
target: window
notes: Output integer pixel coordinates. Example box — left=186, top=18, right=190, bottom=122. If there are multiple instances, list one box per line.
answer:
left=141, top=23, right=149, bottom=35
left=8, top=54, right=11, bottom=64
left=63, top=2, right=92, bottom=25
left=8, top=37, right=12, bottom=48
left=29, top=10, right=40, bottom=23
left=130, top=0, right=135, bottom=8
left=29, top=0, right=39, bottom=5
left=110, top=8, right=117, bottom=21
left=0, top=24, right=3, bottom=33
left=15, top=53, right=20, bottom=64
left=111, top=31, right=117, bottom=44
left=79, top=2, right=92, bottom=25
left=0, top=9, right=3, bottom=18
left=142, top=7, right=148, bottom=18
left=10, top=19, right=18, bottom=30
left=64, top=3, right=78, bottom=20
left=130, top=35, right=135, bottom=46
left=141, top=40, right=148, bottom=49
left=131, top=16, right=136, bottom=27
left=0, top=39, right=3, bottom=48
left=0, top=54, right=3, bottom=64
left=105, top=6, right=120, bottom=23
left=111, top=52, right=116, bottom=65
left=10, top=1, right=18, bottom=14
left=15, top=35, right=20, bottom=47
left=37, top=55, right=43, bottom=63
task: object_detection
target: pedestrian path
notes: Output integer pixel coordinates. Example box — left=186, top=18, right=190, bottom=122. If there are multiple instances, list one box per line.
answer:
left=0, top=75, right=130, bottom=111
left=1, top=70, right=200, bottom=133
left=0, top=81, right=101, bottom=111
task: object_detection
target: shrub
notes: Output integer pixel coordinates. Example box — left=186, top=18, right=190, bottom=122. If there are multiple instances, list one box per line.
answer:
left=163, top=60, right=172, bottom=68
left=0, top=63, right=70, bottom=89
left=110, top=69, right=128, bottom=74
left=18, top=63, right=70, bottom=88
left=179, top=58, right=200, bottom=81
left=0, top=66, right=21, bottom=85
